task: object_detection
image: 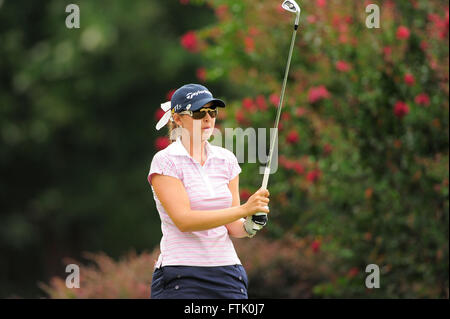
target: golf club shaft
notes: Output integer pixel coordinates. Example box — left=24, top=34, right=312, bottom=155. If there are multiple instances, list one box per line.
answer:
left=262, top=27, right=298, bottom=189
left=253, top=26, right=298, bottom=220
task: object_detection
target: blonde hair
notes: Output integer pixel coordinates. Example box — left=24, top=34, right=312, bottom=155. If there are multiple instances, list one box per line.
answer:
left=168, top=119, right=181, bottom=143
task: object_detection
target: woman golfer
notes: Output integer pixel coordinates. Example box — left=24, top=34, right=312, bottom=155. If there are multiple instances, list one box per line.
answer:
left=148, top=84, right=270, bottom=299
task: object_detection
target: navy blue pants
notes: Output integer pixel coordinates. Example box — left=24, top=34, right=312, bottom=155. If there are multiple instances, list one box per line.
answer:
left=150, top=264, right=249, bottom=299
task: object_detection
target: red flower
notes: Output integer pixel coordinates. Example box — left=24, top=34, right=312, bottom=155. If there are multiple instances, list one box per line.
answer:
left=332, top=15, right=341, bottom=27
left=166, top=89, right=176, bottom=101
left=307, top=169, right=321, bottom=183
left=415, top=93, right=430, bottom=107
left=235, top=109, right=245, bottom=124
left=196, top=68, right=207, bottom=82
left=336, top=60, right=351, bottom=72
left=242, top=97, right=255, bottom=112
left=215, top=4, right=229, bottom=21
left=244, top=37, right=254, bottom=54
left=420, top=41, right=429, bottom=51
left=179, top=0, right=189, bottom=4
left=269, top=94, right=280, bottom=107
left=293, top=161, right=305, bottom=175
left=307, top=15, right=318, bottom=24
left=249, top=27, right=261, bottom=37
left=386, top=0, right=396, bottom=9
left=316, top=0, right=326, bottom=8
left=404, top=73, right=415, bottom=86
left=428, top=12, right=449, bottom=39
left=255, top=95, right=268, bottom=111
left=281, top=112, right=291, bottom=121
left=279, top=155, right=294, bottom=170
left=240, top=189, right=252, bottom=202
left=155, top=108, right=166, bottom=120
left=338, top=23, right=349, bottom=33
left=155, top=137, right=170, bottom=150
left=347, top=267, right=359, bottom=278
left=394, top=101, right=410, bottom=118
left=181, top=31, right=198, bottom=52
left=286, top=130, right=299, bottom=144
left=396, top=26, right=410, bottom=40
left=276, top=4, right=285, bottom=13
left=308, top=85, right=330, bottom=104
left=295, top=107, right=307, bottom=117
left=279, top=155, right=288, bottom=169
left=311, top=240, right=321, bottom=253
left=344, top=16, right=353, bottom=24
left=338, top=34, right=349, bottom=44
left=323, top=143, right=333, bottom=156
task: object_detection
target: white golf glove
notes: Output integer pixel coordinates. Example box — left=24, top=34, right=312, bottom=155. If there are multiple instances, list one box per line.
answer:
left=244, top=211, right=268, bottom=238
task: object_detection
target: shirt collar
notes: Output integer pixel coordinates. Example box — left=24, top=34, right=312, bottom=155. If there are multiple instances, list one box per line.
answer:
left=167, top=137, right=219, bottom=160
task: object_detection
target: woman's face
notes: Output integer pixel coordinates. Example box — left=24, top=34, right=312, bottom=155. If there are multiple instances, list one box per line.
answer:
left=174, top=102, right=216, bottom=142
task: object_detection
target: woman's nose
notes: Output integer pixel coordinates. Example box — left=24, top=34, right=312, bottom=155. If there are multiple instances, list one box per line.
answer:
left=203, top=112, right=212, bottom=121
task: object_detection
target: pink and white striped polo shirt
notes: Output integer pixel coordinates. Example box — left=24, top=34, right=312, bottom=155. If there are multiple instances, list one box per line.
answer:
left=147, top=137, right=242, bottom=268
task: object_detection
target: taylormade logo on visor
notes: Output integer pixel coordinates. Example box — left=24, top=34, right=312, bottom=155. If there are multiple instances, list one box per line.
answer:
left=186, top=90, right=212, bottom=99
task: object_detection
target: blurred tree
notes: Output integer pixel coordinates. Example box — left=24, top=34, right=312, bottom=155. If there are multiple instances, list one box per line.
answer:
left=0, top=0, right=226, bottom=297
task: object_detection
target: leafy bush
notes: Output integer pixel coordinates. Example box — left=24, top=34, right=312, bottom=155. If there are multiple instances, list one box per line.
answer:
left=41, top=235, right=335, bottom=299
left=177, top=0, right=449, bottom=298
left=233, top=234, right=335, bottom=298
left=40, top=250, right=158, bottom=299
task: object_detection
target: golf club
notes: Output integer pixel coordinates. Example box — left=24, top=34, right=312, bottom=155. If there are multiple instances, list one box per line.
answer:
left=247, top=0, right=301, bottom=230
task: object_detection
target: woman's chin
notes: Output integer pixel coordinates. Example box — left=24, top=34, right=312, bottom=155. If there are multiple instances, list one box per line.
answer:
left=201, top=134, right=212, bottom=141
left=201, top=129, right=214, bottom=141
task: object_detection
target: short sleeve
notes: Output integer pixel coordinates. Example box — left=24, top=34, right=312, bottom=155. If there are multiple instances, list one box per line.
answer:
left=147, top=152, right=179, bottom=185
left=228, top=152, right=242, bottom=181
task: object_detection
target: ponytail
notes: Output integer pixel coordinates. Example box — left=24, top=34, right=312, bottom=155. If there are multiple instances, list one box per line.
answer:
left=168, top=120, right=181, bottom=143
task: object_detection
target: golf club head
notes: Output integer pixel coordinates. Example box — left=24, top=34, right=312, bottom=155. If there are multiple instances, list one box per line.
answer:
left=281, top=0, right=301, bottom=27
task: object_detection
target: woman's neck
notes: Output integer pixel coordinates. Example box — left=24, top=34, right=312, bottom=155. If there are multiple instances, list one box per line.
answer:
left=180, top=136, right=207, bottom=165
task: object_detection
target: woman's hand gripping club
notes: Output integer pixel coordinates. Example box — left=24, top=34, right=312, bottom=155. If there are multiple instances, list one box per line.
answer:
left=243, top=187, right=270, bottom=237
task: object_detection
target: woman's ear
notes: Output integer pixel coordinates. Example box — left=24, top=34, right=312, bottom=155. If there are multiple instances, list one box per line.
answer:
left=173, top=114, right=182, bottom=127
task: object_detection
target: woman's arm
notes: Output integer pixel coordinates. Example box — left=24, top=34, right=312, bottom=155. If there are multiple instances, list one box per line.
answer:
left=225, top=175, right=249, bottom=238
left=151, top=174, right=269, bottom=232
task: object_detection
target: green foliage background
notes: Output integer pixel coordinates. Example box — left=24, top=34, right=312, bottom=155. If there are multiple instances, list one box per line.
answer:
left=0, top=0, right=232, bottom=298
left=0, top=0, right=448, bottom=298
